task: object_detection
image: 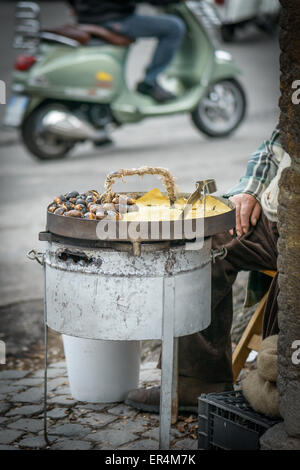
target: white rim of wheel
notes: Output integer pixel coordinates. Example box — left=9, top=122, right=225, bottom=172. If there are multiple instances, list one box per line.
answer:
left=197, top=80, right=244, bottom=134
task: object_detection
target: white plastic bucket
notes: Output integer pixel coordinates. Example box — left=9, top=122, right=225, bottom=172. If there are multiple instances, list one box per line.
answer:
left=62, top=335, right=140, bottom=403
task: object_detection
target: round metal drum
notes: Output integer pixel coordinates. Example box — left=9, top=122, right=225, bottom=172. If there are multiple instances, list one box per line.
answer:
left=44, top=239, right=211, bottom=341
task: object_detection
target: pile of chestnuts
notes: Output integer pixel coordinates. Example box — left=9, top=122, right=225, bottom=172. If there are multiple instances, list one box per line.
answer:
left=48, top=190, right=139, bottom=221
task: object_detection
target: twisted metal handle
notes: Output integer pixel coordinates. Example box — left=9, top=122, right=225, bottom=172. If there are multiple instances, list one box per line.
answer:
left=101, top=166, right=177, bottom=204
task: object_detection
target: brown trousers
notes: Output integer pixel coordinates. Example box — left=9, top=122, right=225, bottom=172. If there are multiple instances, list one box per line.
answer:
left=178, top=212, right=279, bottom=388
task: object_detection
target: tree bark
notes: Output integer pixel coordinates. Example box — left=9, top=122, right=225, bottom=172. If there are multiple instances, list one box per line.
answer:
left=261, top=1, right=300, bottom=448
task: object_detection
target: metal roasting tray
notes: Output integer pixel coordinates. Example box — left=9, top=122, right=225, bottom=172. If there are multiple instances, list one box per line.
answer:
left=44, top=192, right=235, bottom=243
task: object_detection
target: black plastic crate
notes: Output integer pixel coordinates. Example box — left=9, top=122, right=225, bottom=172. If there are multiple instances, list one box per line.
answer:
left=198, top=390, right=281, bottom=450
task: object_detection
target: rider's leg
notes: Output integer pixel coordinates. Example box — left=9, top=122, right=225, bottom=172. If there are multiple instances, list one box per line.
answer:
left=103, top=13, right=186, bottom=101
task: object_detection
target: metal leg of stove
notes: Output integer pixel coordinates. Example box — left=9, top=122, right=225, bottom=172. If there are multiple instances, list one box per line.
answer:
left=43, top=322, right=50, bottom=447
left=171, top=337, right=179, bottom=425
left=43, top=266, right=51, bottom=447
left=159, top=276, right=176, bottom=450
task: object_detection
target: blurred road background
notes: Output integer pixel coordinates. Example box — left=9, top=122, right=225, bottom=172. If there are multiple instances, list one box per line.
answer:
left=0, top=1, right=280, bottom=307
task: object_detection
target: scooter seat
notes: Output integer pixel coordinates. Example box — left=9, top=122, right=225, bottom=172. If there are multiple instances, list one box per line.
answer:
left=42, top=23, right=134, bottom=46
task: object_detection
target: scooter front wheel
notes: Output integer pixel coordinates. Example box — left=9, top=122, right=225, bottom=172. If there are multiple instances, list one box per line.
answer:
left=191, top=79, right=246, bottom=138
left=21, top=103, right=74, bottom=160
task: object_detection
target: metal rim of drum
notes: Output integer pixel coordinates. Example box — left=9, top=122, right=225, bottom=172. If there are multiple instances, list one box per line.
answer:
left=45, top=193, right=235, bottom=242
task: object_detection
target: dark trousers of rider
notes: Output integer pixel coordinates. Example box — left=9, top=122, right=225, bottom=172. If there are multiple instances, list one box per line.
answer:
left=176, top=212, right=279, bottom=392
left=102, top=13, right=186, bottom=85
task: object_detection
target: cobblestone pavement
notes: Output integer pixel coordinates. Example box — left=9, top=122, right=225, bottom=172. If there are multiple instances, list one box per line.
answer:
left=0, top=361, right=198, bottom=451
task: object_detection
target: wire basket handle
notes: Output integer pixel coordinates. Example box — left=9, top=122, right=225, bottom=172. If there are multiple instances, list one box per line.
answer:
left=101, top=166, right=177, bottom=204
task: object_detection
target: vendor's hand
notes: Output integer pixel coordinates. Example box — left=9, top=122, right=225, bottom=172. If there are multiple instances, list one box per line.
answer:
left=229, top=194, right=261, bottom=237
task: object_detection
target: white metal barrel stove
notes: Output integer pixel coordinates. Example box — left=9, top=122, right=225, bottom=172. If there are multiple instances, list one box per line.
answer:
left=29, top=168, right=235, bottom=449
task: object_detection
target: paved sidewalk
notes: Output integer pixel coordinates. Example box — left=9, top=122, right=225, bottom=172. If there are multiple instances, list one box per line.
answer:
left=0, top=361, right=198, bottom=450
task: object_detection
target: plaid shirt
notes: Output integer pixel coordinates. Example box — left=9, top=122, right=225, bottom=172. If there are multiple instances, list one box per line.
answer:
left=224, top=126, right=282, bottom=202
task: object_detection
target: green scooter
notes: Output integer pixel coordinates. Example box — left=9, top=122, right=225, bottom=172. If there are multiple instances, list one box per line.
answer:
left=5, top=0, right=246, bottom=160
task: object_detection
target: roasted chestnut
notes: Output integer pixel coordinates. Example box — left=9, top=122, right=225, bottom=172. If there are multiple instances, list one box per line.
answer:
left=53, top=196, right=65, bottom=205
left=83, top=212, right=96, bottom=220
left=74, top=204, right=86, bottom=212
left=66, top=191, right=79, bottom=200
left=63, top=201, right=75, bottom=210
left=54, top=207, right=66, bottom=215
left=113, top=195, right=136, bottom=206
left=102, top=203, right=116, bottom=212
left=95, top=208, right=105, bottom=220
left=89, top=204, right=102, bottom=214
left=86, top=194, right=97, bottom=204
left=48, top=204, right=58, bottom=213
left=104, top=210, right=121, bottom=221
left=65, top=210, right=82, bottom=218
left=127, top=197, right=136, bottom=205
left=75, top=198, right=86, bottom=206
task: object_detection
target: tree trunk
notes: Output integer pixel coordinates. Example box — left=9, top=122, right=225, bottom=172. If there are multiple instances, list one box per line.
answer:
left=261, top=0, right=300, bottom=449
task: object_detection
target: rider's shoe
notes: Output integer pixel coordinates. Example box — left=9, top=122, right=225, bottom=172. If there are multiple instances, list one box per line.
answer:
left=125, top=378, right=233, bottom=414
left=93, top=136, right=113, bottom=147
left=136, top=81, right=176, bottom=103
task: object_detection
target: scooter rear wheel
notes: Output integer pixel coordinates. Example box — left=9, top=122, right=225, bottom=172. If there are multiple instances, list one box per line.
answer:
left=21, top=103, right=74, bottom=160
left=191, top=79, right=246, bottom=138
